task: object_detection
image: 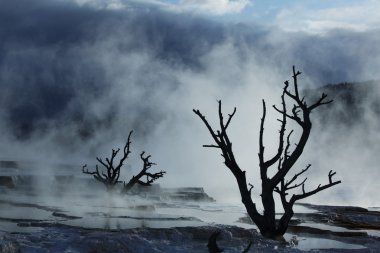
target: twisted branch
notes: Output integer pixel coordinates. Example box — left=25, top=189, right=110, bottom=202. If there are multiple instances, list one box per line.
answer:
left=122, top=152, right=166, bottom=193
left=82, top=131, right=133, bottom=189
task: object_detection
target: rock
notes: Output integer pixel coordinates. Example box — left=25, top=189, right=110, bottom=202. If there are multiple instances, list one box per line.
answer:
left=0, top=242, right=21, bottom=253
left=52, top=212, right=82, bottom=220
left=128, top=185, right=215, bottom=202
left=128, top=205, right=156, bottom=211
left=162, top=187, right=215, bottom=202
left=0, top=161, right=18, bottom=169
left=0, top=176, right=15, bottom=188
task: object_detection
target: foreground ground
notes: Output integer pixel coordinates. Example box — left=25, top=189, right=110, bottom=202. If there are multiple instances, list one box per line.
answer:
left=0, top=165, right=379, bottom=252
left=0, top=201, right=379, bottom=252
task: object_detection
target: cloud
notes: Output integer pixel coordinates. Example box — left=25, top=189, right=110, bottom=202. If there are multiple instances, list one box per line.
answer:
left=69, top=0, right=127, bottom=9
left=0, top=0, right=380, bottom=207
left=274, top=1, right=380, bottom=33
left=165, top=0, right=250, bottom=15
left=70, top=0, right=250, bottom=15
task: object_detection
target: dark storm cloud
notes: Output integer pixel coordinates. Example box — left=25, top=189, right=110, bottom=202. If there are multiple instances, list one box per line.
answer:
left=0, top=0, right=379, bottom=153
left=1, top=0, right=380, bottom=207
left=227, top=25, right=380, bottom=84
left=0, top=0, right=226, bottom=140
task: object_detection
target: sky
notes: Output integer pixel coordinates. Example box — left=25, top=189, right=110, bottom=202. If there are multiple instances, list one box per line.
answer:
left=71, top=0, right=380, bottom=32
left=0, top=0, right=380, bottom=207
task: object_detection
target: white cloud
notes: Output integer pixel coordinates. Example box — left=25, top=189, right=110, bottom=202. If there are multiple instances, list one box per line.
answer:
left=274, top=1, right=380, bottom=33
left=71, top=0, right=128, bottom=10
left=167, top=0, right=250, bottom=15
left=71, top=0, right=250, bottom=15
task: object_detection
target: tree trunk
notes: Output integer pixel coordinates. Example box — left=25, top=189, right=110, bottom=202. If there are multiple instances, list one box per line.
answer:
left=193, top=66, right=340, bottom=239
left=260, top=184, right=278, bottom=238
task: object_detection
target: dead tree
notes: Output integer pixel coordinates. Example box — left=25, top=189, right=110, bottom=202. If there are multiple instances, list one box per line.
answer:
left=82, top=130, right=165, bottom=193
left=194, top=66, right=341, bottom=238
left=82, top=131, right=133, bottom=191
left=121, top=151, right=166, bottom=193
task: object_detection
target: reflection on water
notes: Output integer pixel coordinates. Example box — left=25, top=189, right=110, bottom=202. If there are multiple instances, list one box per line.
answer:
left=0, top=188, right=251, bottom=230
left=0, top=169, right=378, bottom=251
left=0, top=220, right=44, bottom=233
left=1, top=199, right=249, bottom=230
left=298, top=222, right=351, bottom=232
left=284, top=234, right=366, bottom=250
left=366, top=229, right=380, bottom=237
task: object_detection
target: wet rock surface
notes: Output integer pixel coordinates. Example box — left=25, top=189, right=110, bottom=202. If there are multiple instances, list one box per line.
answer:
left=295, top=203, right=380, bottom=230
left=0, top=225, right=281, bottom=253
left=129, top=185, right=216, bottom=202
left=0, top=176, right=15, bottom=188
left=0, top=162, right=379, bottom=252
left=1, top=196, right=379, bottom=252
left=0, top=223, right=378, bottom=253
left=239, top=203, right=380, bottom=249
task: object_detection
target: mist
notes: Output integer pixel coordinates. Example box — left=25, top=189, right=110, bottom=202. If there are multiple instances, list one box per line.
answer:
left=0, top=0, right=380, bottom=208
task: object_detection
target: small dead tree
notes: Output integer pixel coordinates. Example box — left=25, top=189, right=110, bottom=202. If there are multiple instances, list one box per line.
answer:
left=82, top=130, right=165, bottom=193
left=194, top=66, right=341, bottom=238
left=82, top=131, right=133, bottom=191
left=121, top=151, right=166, bottom=193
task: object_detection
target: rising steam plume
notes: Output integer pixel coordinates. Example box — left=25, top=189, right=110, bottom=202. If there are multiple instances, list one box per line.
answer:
left=0, top=0, right=379, bottom=207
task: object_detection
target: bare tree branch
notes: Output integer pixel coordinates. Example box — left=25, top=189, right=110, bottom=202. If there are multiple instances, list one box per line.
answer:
left=122, top=152, right=166, bottom=193
left=264, top=86, right=287, bottom=169
left=193, top=101, right=263, bottom=226
left=203, top=144, right=220, bottom=148
left=193, top=109, right=220, bottom=146
left=82, top=130, right=165, bottom=194
left=309, top=93, right=333, bottom=111
left=259, top=99, right=266, bottom=176
left=290, top=170, right=341, bottom=204
left=286, top=177, right=307, bottom=191
left=82, top=131, right=133, bottom=190
left=225, top=107, right=237, bottom=130
left=285, top=164, right=311, bottom=188
left=194, top=66, right=340, bottom=238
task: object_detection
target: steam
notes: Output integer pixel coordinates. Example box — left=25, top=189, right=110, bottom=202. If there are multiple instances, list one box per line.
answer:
left=0, top=0, right=379, bottom=208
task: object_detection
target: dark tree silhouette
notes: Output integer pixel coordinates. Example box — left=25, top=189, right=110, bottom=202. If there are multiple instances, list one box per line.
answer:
left=194, top=66, right=341, bottom=238
left=121, top=151, right=166, bottom=194
left=82, top=130, right=165, bottom=193
left=82, top=131, right=133, bottom=191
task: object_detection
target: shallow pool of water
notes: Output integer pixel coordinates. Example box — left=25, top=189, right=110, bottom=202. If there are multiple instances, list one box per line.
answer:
left=284, top=234, right=367, bottom=250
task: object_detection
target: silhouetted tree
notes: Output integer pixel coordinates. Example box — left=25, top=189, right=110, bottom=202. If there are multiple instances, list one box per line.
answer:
left=121, top=151, right=166, bottom=194
left=194, top=66, right=341, bottom=238
left=82, top=130, right=165, bottom=193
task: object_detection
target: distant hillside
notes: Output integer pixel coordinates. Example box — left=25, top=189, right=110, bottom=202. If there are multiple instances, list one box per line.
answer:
left=303, top=80, right=380, bottom=127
